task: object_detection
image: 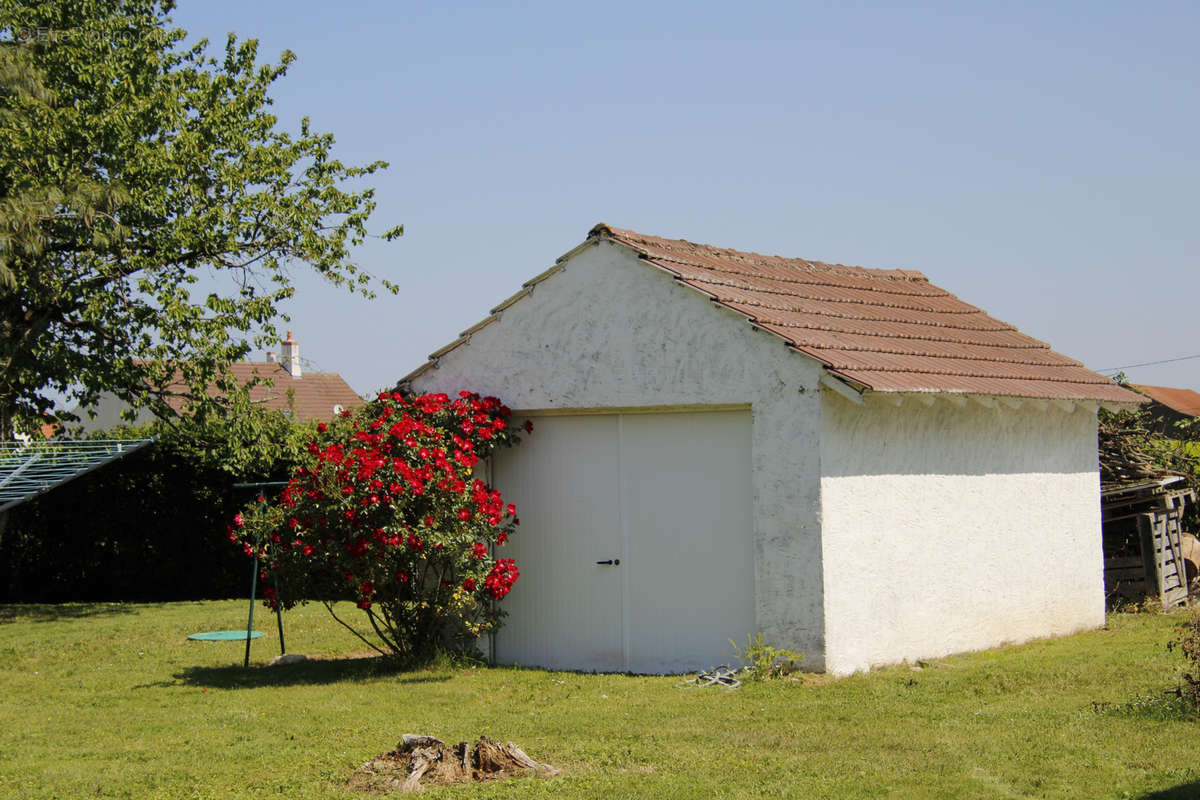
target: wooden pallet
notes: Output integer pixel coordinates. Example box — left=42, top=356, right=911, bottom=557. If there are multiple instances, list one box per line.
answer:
left=1103, top=485, right=1194, bottom=608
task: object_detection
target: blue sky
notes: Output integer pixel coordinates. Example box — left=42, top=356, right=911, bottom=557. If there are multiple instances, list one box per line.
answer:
left=171, top=0, right=1199, bottom=395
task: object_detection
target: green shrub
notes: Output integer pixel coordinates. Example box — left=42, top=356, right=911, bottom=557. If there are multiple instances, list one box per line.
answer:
left=728, top=632, right=803, bottom=681
left=1167, top=611, right=1200, bottom=716
left=232, top=391, right=527, bottom=666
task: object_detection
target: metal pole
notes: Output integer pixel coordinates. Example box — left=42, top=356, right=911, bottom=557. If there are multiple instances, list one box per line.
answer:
left=275, top=601, right=286, bottom=655
left=270, top=542, right=286, bottom=656
left=234, top=483, right=290, bottom=661
left=244, top=554, right=258, bottom=668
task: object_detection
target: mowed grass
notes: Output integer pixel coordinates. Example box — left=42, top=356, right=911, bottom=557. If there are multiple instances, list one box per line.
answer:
left=1, top=602, right=1197, bottom=800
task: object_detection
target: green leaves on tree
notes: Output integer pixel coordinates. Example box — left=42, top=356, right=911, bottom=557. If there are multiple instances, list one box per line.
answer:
left=0, top=0, right=399, bottom=435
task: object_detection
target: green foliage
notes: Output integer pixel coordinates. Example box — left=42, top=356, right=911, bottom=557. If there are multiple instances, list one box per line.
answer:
left=1099, top=407, right=1200, bottom=475
left=154, top=386, right=317, bottom=478
left=233, top=391, right=525, bottom=666
left=1, top=406, right=311, bottom=601
left=1166, top=611, right=1200, bottom=716
left=0, top=0, right=400, bottom=435
left=727, top=632, right=803, bottom=681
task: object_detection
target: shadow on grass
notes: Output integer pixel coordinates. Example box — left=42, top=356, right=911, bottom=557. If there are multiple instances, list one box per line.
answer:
left=172, top=654, right=455, bottom=689
left=1138, top=782, right=1200, bottom=799
left=0, top=602, right=140, bottom=624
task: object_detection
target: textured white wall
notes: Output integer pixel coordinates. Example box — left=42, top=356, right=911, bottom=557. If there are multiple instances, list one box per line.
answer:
left=408, top=240, right=829, bottom=666
left=819, top=392, right=1104, bottom=676
left=69, top=392, right=156, bottom=434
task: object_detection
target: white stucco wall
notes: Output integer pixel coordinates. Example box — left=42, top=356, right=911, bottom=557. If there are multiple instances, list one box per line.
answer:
left=68, top=393, right=156, bottom=434
left=818, top=392, right=1104, bottom=676
left=408, top=240, right=829, bottom=666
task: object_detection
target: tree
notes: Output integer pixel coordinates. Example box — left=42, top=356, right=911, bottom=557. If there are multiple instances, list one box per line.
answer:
left=0, top=0, right=401, bottom=435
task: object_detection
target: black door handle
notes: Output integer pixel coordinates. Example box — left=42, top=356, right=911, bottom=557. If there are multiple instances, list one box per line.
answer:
left=595, top=559, right=620, bottom=565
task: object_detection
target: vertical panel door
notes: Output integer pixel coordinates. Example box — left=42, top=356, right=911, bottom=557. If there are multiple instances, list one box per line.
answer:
left=621, top=411, right=755, bottom=673
left=493, top=410, right=754, bottom=673
left=491, top=415, right=624, bottom=671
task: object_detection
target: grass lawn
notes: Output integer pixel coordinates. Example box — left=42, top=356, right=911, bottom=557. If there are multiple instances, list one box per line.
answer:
left=1, top=601, right=1197, bottom=800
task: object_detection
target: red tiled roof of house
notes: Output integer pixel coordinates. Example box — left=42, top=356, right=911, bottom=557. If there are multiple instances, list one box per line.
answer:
left=232, top=363, right=364, bottom=422
left=592, top=224, right=1142, bottom=403
left=1132, top=385, right=1200, bottom=417
left=162, top=362, right=363, bottom=423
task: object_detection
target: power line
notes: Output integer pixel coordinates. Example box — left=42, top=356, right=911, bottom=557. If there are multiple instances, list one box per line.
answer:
left=1097, top=353, right=1200, bottom=374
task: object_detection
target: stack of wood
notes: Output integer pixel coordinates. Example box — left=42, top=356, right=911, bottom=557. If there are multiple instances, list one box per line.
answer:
left=1099, top=413, right=1179, bottom=488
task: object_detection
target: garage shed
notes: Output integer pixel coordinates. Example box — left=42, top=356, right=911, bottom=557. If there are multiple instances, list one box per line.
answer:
left=402, top=224, right=1142, bottom=675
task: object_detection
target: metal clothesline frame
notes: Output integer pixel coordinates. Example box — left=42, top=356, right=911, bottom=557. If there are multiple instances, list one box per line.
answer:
left=0, top=442, right=293, bottom=667
left=233, top=480, right=289, bottom=667
left=0, top=439, right=156, bottom=513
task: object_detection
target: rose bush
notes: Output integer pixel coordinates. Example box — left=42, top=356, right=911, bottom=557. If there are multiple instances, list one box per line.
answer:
left=231, top=390, right=526, bottom=664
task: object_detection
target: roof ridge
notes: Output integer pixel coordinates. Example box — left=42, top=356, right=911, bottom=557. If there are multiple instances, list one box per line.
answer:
left=1134, top=383, right=1200, bottom=393
left=591, top=223, right=930, bottom=283
left=647, top=254, right=947, bottom=298
left=235, top=361, right=337, bottom=375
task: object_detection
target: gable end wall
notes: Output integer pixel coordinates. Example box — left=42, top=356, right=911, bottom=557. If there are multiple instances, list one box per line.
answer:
left=409, top=241, right=829, bottom=666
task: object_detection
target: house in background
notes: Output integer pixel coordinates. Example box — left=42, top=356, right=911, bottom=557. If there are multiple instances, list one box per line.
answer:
left=1131, top=384, right=1200, bottom=436
left=403, top=223, right=1143, bottom=676
left=72, top=331, right=364, bottom=432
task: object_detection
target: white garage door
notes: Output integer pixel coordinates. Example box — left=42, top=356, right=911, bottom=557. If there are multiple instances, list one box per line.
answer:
left=491, top=409, right=755, bottom=674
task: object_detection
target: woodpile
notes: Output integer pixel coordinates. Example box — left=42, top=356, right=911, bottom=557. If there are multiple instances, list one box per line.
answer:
left=1099, top=414, right=1178, bottom=487
left=348, top=734, right=558, bottom=793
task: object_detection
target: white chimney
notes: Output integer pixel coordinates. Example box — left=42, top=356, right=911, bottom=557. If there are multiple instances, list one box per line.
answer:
left=265, top=351, right=277, bottom=363
left=280, top=330, right=301, bottom=378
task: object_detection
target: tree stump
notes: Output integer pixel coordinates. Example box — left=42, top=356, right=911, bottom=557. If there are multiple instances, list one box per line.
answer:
left=349, top=734, right=558, bottom=793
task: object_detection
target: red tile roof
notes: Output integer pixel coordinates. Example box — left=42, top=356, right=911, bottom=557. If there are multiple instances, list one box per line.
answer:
left=235, top=363, right=365, bottom=422
left=164, top=363, right=363, bottom=423
left=592, top=224, right=1142, bottom=403
left=1132, top=385, right=1200, bottom=417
